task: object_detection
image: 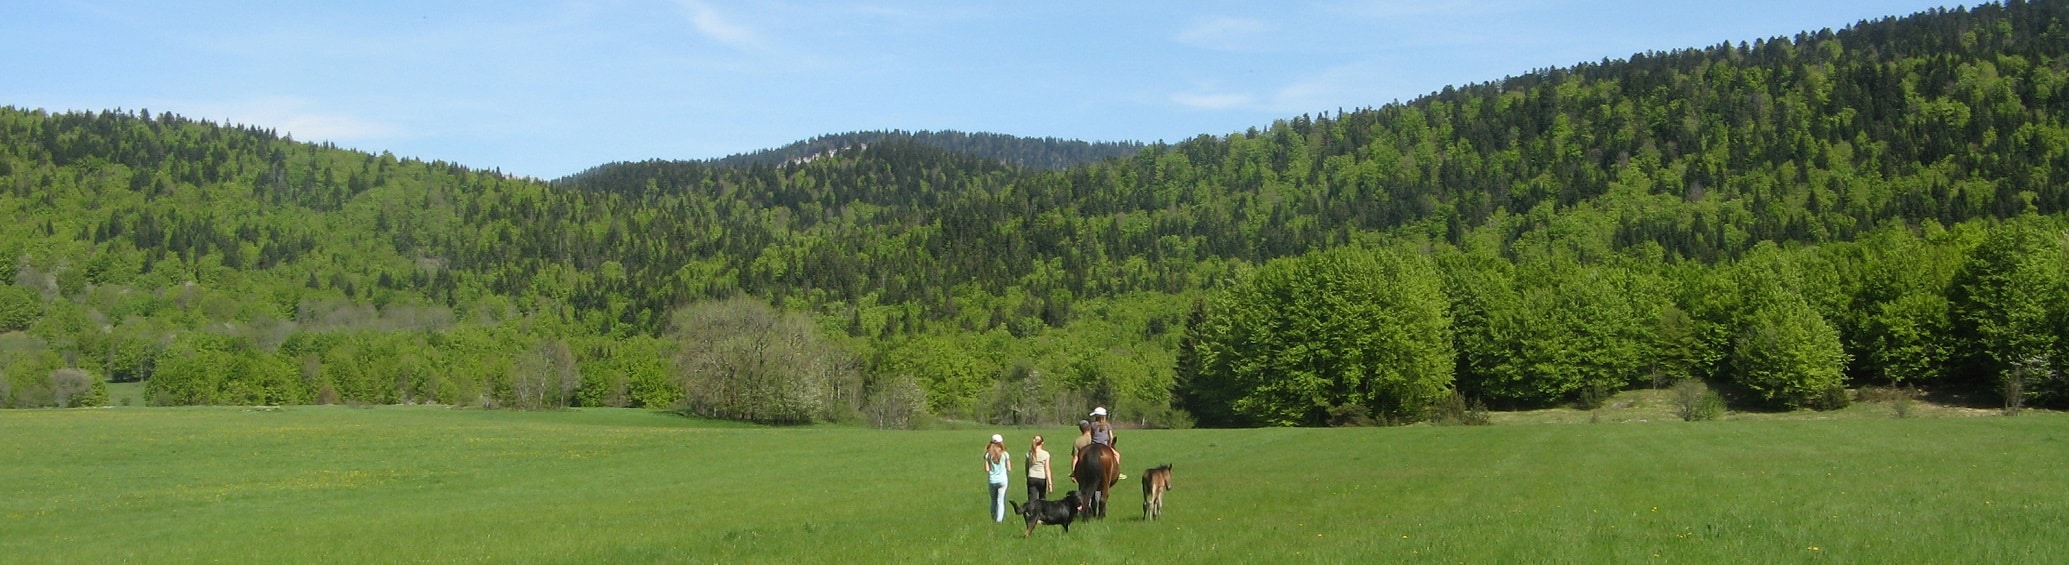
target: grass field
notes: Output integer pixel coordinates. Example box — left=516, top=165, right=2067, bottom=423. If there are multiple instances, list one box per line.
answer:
left=4, top=403, right=2066, bottom=563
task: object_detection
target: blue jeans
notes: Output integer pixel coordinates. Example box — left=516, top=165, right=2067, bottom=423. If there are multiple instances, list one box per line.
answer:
left=989, top=481, right=1007, bottom=522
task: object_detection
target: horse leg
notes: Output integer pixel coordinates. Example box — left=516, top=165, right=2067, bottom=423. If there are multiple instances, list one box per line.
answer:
left=1158, top=483, right=1167, bottom=520
left=1106, top=473, right=1119, bottom=518
left=1142, top=480, right=1158, bottom=519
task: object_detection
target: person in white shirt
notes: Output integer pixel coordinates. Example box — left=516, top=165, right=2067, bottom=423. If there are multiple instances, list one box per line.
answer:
left=1025, top=435, right=1052, bottom=501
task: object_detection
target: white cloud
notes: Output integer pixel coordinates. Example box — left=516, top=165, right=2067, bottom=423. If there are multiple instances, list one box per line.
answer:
left=176, top=97, right=404, bottom=143
left=271, top=113, right=405, bottom=142
left=1170, top=58, right=1412, bottom=113
left=1174, top=16, right=1275, bottom=50
left=839, top=3, right=993, bottom=28
left=677, top=0, right=762, bottom=50
left=1264, top=61, right=1399, bottom=112
left=1171, top=91, right=1255, bottom=110
left=1326, top=0, right=1526, bottom=19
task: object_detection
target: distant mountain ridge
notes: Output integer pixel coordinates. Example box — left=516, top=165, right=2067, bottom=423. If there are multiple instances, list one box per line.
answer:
left=711, top=130, right=1143, bottom=170
left=556, top=129, right=1143, bottom=189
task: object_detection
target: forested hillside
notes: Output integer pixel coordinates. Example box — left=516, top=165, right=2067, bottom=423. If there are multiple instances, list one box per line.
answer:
left=0, top=1, right=2064, bottom=426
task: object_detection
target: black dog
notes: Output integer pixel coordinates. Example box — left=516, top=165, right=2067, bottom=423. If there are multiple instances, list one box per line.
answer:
left=1007, top=490, right=1081, bottom=537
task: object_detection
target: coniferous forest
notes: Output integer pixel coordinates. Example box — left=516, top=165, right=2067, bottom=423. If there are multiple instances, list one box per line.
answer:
left=1, top=2, right=2065, bottom=426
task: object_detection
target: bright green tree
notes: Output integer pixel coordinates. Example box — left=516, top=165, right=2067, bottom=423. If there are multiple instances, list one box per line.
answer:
left=1190, top=246, right=1453, bottom=426
left=1731, top=291, right=1851, bottom=409
left=878, top=335, right=991, bottom=420
left=0, top=284, right=40, bottom=332
left=1949, top=217, right=2068, bottom=405
left=1447, top=255, right=1657, bottom=407
left=1862, top=292, right=1952, bottom=385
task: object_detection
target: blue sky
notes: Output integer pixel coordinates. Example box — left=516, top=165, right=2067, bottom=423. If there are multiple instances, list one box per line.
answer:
left=4, top=1, right=1966, bottom=179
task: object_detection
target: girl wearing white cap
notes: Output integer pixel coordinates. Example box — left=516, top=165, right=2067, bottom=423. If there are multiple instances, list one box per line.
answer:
left=1090, top=407, right=1120, bottom=472
left=983, top=434, right=1010, bottom=523
left=1089, top=407, right=1116, bottom=448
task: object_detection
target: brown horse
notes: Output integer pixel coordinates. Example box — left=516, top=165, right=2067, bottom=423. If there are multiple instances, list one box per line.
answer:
left=1141, top=464, right=1172, bottom=520
left=1072, top=443, right=1120, bottom=519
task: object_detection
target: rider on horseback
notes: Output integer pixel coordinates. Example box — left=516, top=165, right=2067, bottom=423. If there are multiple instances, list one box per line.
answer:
left=1088, top=407, right=1118, bottom=473
left=1089, top=407, right=1116, bottom=450
left=1070, top=407, right=1124, bottom=483
left=1068, top=407, right=1124, bottom=517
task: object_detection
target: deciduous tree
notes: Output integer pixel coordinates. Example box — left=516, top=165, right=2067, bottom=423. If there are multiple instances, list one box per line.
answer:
left=672, top=298, right=858, bottom=424
left=1188, top=246, right=1453, bottom=426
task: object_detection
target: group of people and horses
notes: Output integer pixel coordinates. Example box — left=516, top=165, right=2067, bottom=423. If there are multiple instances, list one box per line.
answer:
left=982, top=407, right=1170, bottom=535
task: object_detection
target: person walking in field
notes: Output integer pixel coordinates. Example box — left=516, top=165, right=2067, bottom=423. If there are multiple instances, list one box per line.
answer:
left=1025, top=435, right=1052, bottom=502
left=984, top=434, right=1011, bottom=523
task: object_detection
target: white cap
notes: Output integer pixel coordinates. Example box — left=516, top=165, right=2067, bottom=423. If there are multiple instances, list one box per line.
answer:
left=991, top=434, right=1004, bottom=443
left=1091, top=407, right=1107, bottom=417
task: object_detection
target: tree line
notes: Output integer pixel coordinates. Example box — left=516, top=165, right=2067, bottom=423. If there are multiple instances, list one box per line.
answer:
left=1179, top=215, right=2065, bottom=427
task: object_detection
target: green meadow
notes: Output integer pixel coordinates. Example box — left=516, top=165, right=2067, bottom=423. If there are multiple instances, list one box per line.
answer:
left=4, top=405, right=2066, bottom=563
